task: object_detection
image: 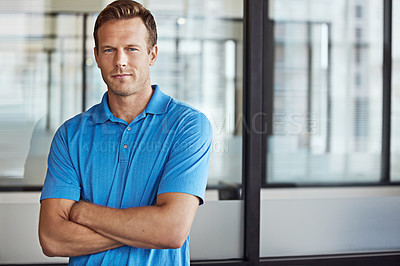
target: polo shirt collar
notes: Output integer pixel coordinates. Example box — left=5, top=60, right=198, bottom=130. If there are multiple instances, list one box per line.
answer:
left=145, top=85, right=171, bottom=115
left=93, top=92, right=113, bottom=124
left=94, top=85, right=171, bottom=124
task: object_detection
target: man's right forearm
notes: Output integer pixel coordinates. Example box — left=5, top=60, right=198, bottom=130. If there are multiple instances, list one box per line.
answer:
left=39, top=198, right=124, bottom=257
left=40, top=217, right=124, bottom=257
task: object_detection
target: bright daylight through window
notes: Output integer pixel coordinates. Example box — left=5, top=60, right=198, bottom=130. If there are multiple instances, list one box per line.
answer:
left=266, top=0, right=389, bottom=184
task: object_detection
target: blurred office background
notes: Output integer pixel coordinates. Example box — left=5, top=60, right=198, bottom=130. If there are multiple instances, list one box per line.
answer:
left=0, top=0, right=243, bottom=189
left=0, top=0, right=400, bottom=265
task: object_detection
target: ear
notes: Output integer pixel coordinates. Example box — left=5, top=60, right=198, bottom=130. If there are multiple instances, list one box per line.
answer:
left=94, top=47, right=100, bottom=68
left=149, top=44, right=158, bottom=66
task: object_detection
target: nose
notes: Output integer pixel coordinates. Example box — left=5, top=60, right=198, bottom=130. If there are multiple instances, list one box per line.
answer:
left=115, top=50, right=127, bottom=68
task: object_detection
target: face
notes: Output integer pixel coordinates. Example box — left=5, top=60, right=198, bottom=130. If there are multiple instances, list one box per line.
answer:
left=94, top=18, right=158, bottom=97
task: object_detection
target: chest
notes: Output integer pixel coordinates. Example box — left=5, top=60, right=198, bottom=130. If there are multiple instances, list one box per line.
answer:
left=71, top=117, right=177, bottom=207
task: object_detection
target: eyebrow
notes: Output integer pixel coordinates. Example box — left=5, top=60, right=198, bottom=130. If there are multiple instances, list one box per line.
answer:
left=100, top=44, right=143, bottom=49
left=99, top=45, right=114, bottom=49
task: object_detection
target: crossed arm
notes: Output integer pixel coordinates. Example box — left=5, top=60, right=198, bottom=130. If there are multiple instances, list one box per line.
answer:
left=38, top=192, right=199, bottom=257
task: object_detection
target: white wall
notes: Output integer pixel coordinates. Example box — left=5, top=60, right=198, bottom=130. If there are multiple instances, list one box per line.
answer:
left=0, top=192, right=243, bottom=264
left=261, top=187, right=400, bottom=257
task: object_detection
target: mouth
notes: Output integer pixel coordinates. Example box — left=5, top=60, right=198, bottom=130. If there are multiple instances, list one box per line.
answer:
left=111, top=73, right=132, bottom=79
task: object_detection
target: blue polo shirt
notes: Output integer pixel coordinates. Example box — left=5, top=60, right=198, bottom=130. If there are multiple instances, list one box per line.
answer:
left=41, top=85, right=212, bottom=266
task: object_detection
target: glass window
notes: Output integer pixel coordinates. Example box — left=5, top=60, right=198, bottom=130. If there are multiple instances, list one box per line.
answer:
left=266, top=0, right=383, bottom=184
left=0, top=0, right=245, bottom=263
left=0, top=13, right=83, bottom=187
left=392, top=0, right=400, bottom=181
left=1, top=1, right=244, bottom=195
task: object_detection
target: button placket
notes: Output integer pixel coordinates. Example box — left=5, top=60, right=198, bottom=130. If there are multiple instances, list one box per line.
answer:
left=123, top=126, right=131, bottom=149
left=119, top=125, right=132, bottom=163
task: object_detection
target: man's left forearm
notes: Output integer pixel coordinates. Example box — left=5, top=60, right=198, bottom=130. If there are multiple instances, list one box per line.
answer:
left=70, top=201, right=166, bottom=249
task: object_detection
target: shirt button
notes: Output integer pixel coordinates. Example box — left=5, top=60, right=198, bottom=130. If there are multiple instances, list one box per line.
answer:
left=123, top=144, right=128, bottom=149
left=127, top=127, right=131, bottom=131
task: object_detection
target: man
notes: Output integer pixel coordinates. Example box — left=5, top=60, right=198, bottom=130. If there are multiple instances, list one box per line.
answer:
left=38, top=0, right=212, bottom=265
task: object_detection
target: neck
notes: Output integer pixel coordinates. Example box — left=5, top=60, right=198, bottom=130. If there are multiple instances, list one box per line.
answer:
left=107, top=85, right=154, bottom=124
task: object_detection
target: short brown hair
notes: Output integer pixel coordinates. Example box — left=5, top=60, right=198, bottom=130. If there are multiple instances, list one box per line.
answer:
left=94, top=0, right=157, bottom=53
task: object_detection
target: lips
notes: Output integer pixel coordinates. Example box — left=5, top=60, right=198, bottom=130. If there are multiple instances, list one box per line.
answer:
left=112, top=73, right=132, bottom=79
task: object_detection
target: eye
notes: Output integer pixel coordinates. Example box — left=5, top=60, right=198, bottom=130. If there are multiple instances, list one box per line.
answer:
left=128, top=48, right=137, bottom=52
left=104, top=48, right=113, bottom=53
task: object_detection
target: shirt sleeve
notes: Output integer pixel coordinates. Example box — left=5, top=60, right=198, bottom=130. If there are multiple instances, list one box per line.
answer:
left=157, top=112, right=212, bottom=205
left=40, top=124, right=81, bottom=202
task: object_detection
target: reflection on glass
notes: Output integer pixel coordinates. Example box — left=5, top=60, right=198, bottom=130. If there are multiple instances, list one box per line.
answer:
left=267, top=0, right=383, bottom=183
left=392, top=0, right=400, bottom=181
left=0, top=13, right=83, bottom=187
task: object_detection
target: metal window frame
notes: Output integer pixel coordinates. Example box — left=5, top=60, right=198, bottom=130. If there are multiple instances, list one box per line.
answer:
left=381, top=0, right=392, bottom=183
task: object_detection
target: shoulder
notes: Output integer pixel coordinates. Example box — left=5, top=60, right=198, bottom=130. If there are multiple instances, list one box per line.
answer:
left=167, top=98, right=212, bottom=133
left=54, top=103, right=101, bottom=139
left=167, top=99, right=210, bottom=124
left=164, top=99, right=212, bottom=146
